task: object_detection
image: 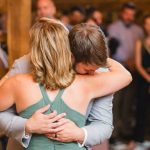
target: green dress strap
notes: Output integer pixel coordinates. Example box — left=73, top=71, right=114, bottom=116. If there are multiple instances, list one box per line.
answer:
left=39, top=83, right=51, bottom=104
left=54, top=88, right=65, bottom=101
left=39, top=83, right=65, bottom=104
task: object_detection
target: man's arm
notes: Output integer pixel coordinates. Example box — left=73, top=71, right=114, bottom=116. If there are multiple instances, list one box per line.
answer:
left=83, top=95, right=114, bottom=147
left=0, top=56, right=32, bottom=147
left=45, top=95, right=114, bottom=148
left=46, top=69, right=114, bottom=147
left=83, top=68, right=114, bottom=147
left=0, top=106, right=29, bottom=147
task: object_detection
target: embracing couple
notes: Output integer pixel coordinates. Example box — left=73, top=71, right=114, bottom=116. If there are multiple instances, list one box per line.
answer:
left=0, top=18, right=132, bottom=150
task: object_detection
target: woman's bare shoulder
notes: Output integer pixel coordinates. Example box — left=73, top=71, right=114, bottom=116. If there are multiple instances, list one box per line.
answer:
left=12, top=73, right=32, bottom=82
left=1, top=73, right=33, bottom=88
left=74, top=73, right=104, bottom=90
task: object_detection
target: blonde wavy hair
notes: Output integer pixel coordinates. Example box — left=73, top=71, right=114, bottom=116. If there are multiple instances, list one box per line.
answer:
left=30, top=18, right=75, bottom=90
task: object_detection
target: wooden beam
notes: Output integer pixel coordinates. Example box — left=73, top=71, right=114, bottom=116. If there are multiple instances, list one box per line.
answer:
left=0, top=0, right=7, bottom=13
left=7, top=0, right=31, bottom=65
left=0, top=33, right=6, bottom=43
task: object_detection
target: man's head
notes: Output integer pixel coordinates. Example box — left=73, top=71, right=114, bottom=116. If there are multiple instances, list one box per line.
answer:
left=120, top=2, right=136, bottom=25
left=59, top=11, right=70, bottom=26
left=86, top=7, right=103, bottom=26
left=69, top=23, right=109, bottom=75
left=69, top=6, right=85, bottom=25
left=92, top=10, right=103, bottom=26
left=36, top=0, right=56, bottom=19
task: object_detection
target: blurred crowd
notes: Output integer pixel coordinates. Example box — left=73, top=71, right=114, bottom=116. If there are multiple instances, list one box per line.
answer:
left=0, top=0, right=150, bottom=150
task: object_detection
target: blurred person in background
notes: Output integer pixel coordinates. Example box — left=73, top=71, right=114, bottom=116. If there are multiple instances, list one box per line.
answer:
left=91, top=10, right=103, bottom=27
left=107, top=2, right=144, bottom=149
left=0, top=47, right=8, bottom=78
left=86, top=7, right=107, bottom=36
left=126, top=14, right=150, bottom=150
left=36, top=0, right=56, bottom=19
left=108, top=2, right=144, bottom=65
left=68, top=6, right=85, bottom=27
left=85, top=17, right=97, bottom=26
left=0, top=13, right=7, bottom=35
left=85, top=8, right=97, bottom=26
left=0, top=13, right=7, bottom=52
left=0, top=12, right=8, bottom=150
left=58, top=10, right=72, bottom=31
left=0, top=13, right=8, bottom=78
left=59, top=10, right=70, bottom=26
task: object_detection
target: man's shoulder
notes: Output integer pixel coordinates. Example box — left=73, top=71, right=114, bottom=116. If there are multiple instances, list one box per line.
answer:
left=14, top=53, right=30, bottom=64
left=14, top=53, right=31, bottom=73
left=8, top=53, right=31, bottom=77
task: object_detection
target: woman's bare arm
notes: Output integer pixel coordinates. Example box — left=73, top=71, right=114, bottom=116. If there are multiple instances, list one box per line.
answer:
left=86, top=58, right=132, bottom=99
left=135, top=40, right=150, bottom=83
left=0, top=77, right=15, bottom=111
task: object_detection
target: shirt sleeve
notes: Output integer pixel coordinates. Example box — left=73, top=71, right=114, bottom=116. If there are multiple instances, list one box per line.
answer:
left=22, top=129, right=32, bottom=148
left=7, top=54, right=31, bottom=78
left=81, top=68, right=114, bottom=147
left=7, top=59, right=21, bottom=78
left=0, top=57, right=32, bottom=148
left=0, top=106, right=32, bottom=147
left=83, top=95, right=114, bottom=147
left=78, top=128, right=88, bottom=147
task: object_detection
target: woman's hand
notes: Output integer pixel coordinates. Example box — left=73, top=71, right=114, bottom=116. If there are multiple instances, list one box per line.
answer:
left=25, top=105, right=66, bottom=134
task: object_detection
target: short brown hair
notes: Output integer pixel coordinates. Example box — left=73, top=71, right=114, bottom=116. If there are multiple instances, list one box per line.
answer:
left=69, top=23, right=109, bottom=67
left=121, top=2, right=136, bottom=11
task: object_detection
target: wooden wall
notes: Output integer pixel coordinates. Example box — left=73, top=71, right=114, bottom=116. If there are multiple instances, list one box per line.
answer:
left=7, top=0, right=31, bottom=65
left=53, top=0, right=150, bottom=14
left=0, top=0, right=7, bottom=13
left=0, top=0, right=31, bottom=65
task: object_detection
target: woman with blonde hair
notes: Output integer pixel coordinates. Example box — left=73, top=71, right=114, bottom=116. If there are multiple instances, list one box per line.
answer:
left=0, top=18, right=132, bottom=150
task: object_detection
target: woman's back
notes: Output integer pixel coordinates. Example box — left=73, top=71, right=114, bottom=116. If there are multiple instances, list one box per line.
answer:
left=14, top=74, right=92, bottom=116
left=18, top=78, right=87, bottom=150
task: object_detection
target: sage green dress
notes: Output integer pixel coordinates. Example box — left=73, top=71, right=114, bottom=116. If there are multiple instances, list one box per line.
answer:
left=19, top=84, right=87, bottom=150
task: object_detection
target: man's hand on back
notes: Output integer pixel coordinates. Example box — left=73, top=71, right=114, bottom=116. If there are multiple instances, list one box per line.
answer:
left=45, top=118, right=85, bottom=143
left=25, top=105, right=66, bottom=134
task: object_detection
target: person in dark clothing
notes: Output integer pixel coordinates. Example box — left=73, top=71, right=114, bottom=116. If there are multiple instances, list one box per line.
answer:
left=126, top=14, right=150, bottom=150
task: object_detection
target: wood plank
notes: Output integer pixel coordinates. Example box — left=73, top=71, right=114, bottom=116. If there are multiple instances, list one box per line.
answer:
left=7, top=0, right=31, bottom=65
left=0, top=33, right=6, bottom=43
left=0, top=0, right=7, bottom=13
